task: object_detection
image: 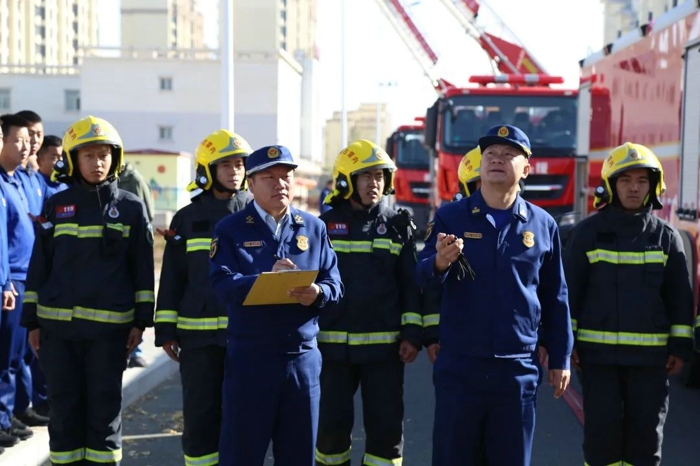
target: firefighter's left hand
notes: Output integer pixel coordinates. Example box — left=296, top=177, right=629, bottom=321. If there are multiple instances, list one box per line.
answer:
left=666, top=355, right=684, bottom=375
left=399, top=340, right=419, bottom=363
left=126, top=327, right=144, bottom=356
left=549, top=369, right=571, bottom=399
left=288, top=284, right=321, bottom=306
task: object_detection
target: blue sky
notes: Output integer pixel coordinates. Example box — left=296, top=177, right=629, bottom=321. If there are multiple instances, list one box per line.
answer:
left=98, top=0, right=604, bottom=127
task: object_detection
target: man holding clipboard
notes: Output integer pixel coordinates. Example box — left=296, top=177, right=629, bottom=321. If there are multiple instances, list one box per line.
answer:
left=209, top=144, right=343, bottom=466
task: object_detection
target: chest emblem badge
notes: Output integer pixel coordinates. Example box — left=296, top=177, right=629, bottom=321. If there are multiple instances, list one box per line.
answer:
left=108, top=206, right=119, bottom=218
left=376, top=223, right=387, bottom=235
left=297, top=235, right=309, bottom=251
left=523, top=231, right=535, bottom=248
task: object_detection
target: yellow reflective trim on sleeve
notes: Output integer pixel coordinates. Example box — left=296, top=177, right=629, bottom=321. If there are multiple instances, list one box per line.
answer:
left=670, top=325, right=693, bottom=339
left=24, top=291, right=38, bottom=303
left=176, top=316, right=228, bottom=331
left=53, top=223, right=130, bottom=239
left=586, top=249, right=667, bottom=265
left=577, top=329, right=668, bottom=346
left=571, top=318, right=578, bottom=333
left=422, top=314, right=440, bottom=327
left=330, top=239, right=401, bottom=256
left=185, top=451, right=219, bottom=466
left=85, top=448, right=122, bottom=463
left=37, top=304, right=134, bottom=324
left=372, top=238, right=402, bottom=255
left=401, top=312, right=422, bottom=326
left=155, top=310, right=178, bottom=324
left=348, top=332, right=400, bottom=345
left=316, top=447, right=352, bottom=465
left=135, top=290, right=155, bottom=303
left=363, top=453, right=403, bottom=466
left=187, top=238, right=212, bottom=253
left=50, top=448, right=85, bottom=464
left=317, top=331, right=348, bottom=344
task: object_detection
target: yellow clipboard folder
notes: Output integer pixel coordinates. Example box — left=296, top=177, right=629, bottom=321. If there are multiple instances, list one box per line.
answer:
left=243, top=270, right=319, bottom=306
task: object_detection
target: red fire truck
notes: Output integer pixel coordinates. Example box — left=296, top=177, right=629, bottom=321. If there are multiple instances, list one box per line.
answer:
left=578, top=1, right=700, bottom=292
left=385, top=117, right=432, bottom=233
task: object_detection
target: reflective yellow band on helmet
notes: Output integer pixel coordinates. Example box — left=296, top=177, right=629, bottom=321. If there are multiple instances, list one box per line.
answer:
left=155, top=310, right=178, bottom=324
left=316, top=447, right=352, bottom=465
left=50, top=448, right=85, bottom=464
left=135, top=290, right=155, bottom=303
left=187, top=238, right=212, bottom=253
left=185, top=451, right=219, bottom=466
left=24, top=291, right=38, bottom=303
left=85, top=448, right=122, bottom=463
left=577, top=329, right=668, bottom=346
left=423, top=314, right=440, bottom=327
left=54, top=223, right=131, bottom=238
left=176, top=316, right=228, bottom=331
left=331, top=239, right=402, bottom=256
left=363, top=453, right=403, bottom=465
left=586, top=249, right=667, bottom=265
left=38, top=304, right=134, bottom=324
left=401, top=312, right=422, bottom=326
left=670, top=325, right=693, bottom=339
left=317, top=331, right=400, bottom=345
left=571, top=318, right=578, bottom=332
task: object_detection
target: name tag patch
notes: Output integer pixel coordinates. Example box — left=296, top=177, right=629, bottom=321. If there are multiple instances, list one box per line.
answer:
left=328, top=222, right=349, bottom=235
left=56, top=204, right=76, bottom=219
left=244, top=241, right=263, bottom=248
left=464, top=232, right=482, bottom=239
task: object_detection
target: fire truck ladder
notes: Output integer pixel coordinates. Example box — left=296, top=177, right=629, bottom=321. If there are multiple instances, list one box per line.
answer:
left=373, top=0, right=454, bottom=94
left=436, top=0, right=549, bottom=76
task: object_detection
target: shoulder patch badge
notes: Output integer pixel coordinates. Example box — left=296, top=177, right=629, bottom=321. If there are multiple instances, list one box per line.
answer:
left=210, top=237, right=219, bottom=258
left=108, top=206, right=120, bottom=219
left=297, top=235, right=309, bottom=251
left=376, top=223, right=387, bottom=235
left=424, top=221, right=434, bottom=241
left=56, top=204, right=76, bottom=219
left=523, top=231, right=535, bottom=248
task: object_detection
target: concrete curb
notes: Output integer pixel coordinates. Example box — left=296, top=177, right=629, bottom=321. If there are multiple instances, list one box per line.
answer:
left=3, top=328, right=178, bottom=466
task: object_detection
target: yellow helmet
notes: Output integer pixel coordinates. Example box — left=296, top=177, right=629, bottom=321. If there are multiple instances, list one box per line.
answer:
left=187, top=129, right=253, bottom=192
left=458, top=147, right=482, bottom=197
left=594, top=142, right=665, bottom=210
left=324, top=139, right=396, bottom=204
left=53, top=115, right=123, bottom=182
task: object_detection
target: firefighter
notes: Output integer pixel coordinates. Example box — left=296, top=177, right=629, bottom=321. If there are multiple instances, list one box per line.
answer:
left=417, top=125, right=573, bottom=466
left=155, top=129, right=253, bottom=466
left=564, top=142, right=694, bottom=466
left=21, top=115, right=155, bottom=465
left=210, top=145, right=343, bottom=466
left=315, top=139, right=423, bottom=466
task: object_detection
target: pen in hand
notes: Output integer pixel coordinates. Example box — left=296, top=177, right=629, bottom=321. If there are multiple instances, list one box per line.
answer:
left=272, top=254, right=298, bottom=272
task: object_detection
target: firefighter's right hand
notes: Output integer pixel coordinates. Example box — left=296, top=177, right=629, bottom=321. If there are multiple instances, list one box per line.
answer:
left=2, top=290, right=15, bottom=311
left=434, top=233, right=463, bottom=272
left=427, top=343, right=440, bottom=364
left=272, top=258, right=297, bottom=272
left=570, top=349, right=580, bottom=371
left=28, top=329, right=40, bottom=358
left=162, top=340, right=180, bottom=363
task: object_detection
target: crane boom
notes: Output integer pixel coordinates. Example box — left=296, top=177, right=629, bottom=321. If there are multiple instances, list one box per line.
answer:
left=436, top=0, right=549, bottom=75
left=373, top=0, right=453, bottom=93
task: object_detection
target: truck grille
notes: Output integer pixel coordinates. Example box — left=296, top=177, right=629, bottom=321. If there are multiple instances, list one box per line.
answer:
left=410, top=182, right=431, bottom=199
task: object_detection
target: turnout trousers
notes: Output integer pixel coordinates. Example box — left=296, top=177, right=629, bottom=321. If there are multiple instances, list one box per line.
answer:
left=40, top=330, right=127, bottom=465
left=180, top=345, right=226, bottom=466
left=316, top=357, right=405, bottom=466
left=0, top=280, right=27, bottom=429
left=432, top=351, right=539, bottom=466
left=580, top=362, right=669, bottom=466
left=218, top=346, right=322, bottom=466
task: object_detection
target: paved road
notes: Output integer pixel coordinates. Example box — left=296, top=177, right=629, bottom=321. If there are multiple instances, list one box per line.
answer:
left=120, top=351, right=700, bottom=465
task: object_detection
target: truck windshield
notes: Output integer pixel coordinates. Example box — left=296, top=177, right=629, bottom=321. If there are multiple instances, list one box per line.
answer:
left=442, top=94, right=578, bottom=156
left=396, top=132, right=429, bottom=169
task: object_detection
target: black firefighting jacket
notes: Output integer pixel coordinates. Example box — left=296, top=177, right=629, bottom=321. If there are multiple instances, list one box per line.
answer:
left=318, top=201, right=424, bottom=363
left=21, top=181, right=155, bottom=339
left=564, top=205, right=695, bottom=365
left=155, top=191, right=248, bottom=349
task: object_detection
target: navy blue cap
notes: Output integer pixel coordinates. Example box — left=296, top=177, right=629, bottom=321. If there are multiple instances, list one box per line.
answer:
left=478, top=125, right=532, bottom=157
left=246, top=145, right=299, bottom=176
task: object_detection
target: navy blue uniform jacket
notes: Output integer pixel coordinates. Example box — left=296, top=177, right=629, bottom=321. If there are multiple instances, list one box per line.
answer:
left=209, top=202, right=343, bottom=354
left=416, top=190, right=573, bottom=369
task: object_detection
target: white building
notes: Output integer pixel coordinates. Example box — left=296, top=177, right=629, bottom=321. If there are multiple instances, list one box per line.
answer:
left=602, top=0, right=680, bottom=44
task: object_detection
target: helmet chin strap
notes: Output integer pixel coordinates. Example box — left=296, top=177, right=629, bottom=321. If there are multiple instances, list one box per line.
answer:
left=212, top=178, right=238, bottom=194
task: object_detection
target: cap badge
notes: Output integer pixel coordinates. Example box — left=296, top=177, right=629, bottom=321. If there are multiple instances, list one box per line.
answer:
left=497, top=126, right=510, bottom=137
left=267, top=147, right=280, bottom=159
